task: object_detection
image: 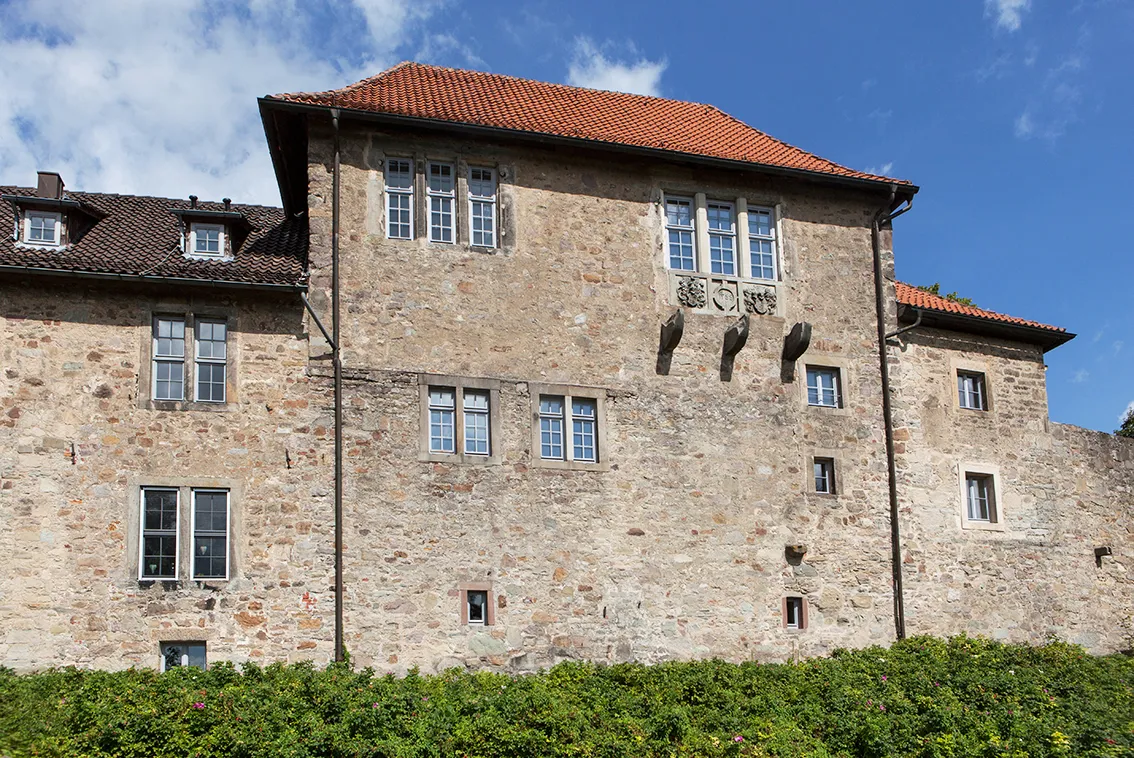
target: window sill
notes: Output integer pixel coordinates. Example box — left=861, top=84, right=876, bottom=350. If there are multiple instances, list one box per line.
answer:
left=805, top=403, right=851, bottom=418
left=531, top=457, right=610, bottom=472
left=961, top=519, right=1006, bottom=532
left=144, top=400, right=234, bottom=413
left=419, top=451, right=501, bottom=466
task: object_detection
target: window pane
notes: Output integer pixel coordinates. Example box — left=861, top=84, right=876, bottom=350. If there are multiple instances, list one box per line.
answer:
left=539, top=396, right=563, bottom=415
left=463, top=389, right=490, bottom=456
left=155, top=360, right=184, bottom=401
left=429, top=388, right=456, bottom=407
left=748, top=210, right=773, bottom=238
left=142, top=535, right=177, bottom=579
left=469, top=168, right=496, bottom=198
left=467, top=590, right=487, bottom=623
left=428, top=163, right=453, bottom=193
left=430, top=196, right=453, bottom=242
left=540, top=418, right=563, bottom=459
left=386, top=160, right=412, bottom=189
left=666, top=199, right=693, bottom=228
left=806, top=368, right=839, bottom=408
left=144, top=490, right=178, bottom=530
left=194, top=491, right=228, bottom=532
left=193, top=536, right=227, bottom=578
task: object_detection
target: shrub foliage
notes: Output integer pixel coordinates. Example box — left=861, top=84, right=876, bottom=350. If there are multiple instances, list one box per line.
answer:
left=0, top=636, right=1130, bottom=757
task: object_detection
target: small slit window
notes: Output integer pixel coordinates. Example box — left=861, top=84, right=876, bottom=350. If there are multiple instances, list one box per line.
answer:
left=784, top=596, right=807, bottom=630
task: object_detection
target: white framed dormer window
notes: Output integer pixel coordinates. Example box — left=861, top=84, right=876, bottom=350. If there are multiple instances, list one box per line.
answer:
left=706, top=201, right=737, bottom=275
left=139, top=488, right=180, bottom=580
left=190, top=489, right=229, bottom=580
left=386, top=158, right=414, bottom=239
left=23, top=210, right=61, bottom=246
left=194, top=319, right=227, bottom=403
left=190, top=223, right=225, bottom=257
left=468, top=167, right=497, bottom=248
left=746, top=206, right=777, bottom=281
left=427, top=162, right=455, bottom=243
left=665, top=196, right=697, bottom=271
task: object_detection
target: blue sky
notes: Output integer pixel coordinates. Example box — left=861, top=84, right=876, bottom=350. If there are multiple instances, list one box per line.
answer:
left=1, top=0, right=1131, bottom=432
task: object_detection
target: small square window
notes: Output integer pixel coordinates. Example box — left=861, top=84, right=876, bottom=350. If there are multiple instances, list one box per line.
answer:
left=958, top=371, right=987, bottom=410
left=813, top=457, right=836, bottom=494
left=190, top=223, right=225, bottom=257
left=784, top=597, right=807, bottom=630
left=466, top=590, right=488, bottom=626
left=24, top=211, right=61, bottom=245
left=965, top=473, right=997, bottom=523
left=806, top=366, right=842, bottom=408
left=161, top=641, right=206, bottom=671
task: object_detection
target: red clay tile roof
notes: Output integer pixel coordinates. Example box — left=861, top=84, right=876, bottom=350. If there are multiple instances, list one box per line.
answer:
left=0, top=188, right=306, bottom=288
left=269, top=62, right=911, bottom=187
left=895, top=282, right=1065, bottom=334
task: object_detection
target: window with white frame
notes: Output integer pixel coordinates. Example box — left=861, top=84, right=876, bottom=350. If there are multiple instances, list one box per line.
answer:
left=190, top=223, right=225, bottom=257
left=538, top=394, right=599, bottom=463
left=153, top=317, right=186, bottom=401
left=784, top=596, right=806, bottom=630
left=466, top=590, right=488, bottom=625
left=806, top=366, right=842, bottom=408
left=161, top=641, right=207, bottom=671
left=706, top=201, right=737, bottom=275
left=194, top=320, right=227, bottom=403
left=965, top=473, right=996, bottom=523
left=747, top=206, right=777, bottom=280
left=468, top=167, right=497, bottom=248
left=23, top=210, right=61, bottom=245
left=427, top=162, right=455, bottom=243
left=140, top=488, right=179, bottom=580
left=191, top=490, right=229, bottom=580
left=958, top=371, right=987, bottom=411
left=422, top=379, right=498, bottom=462
left=386, top=158, right=414, bottom=239
left=813, top=457, right=836, bottom=494
left=665, top=196, right=696, bottom=271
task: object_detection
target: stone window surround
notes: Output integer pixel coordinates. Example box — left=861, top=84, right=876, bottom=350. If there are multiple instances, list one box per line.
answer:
left=660, top=189, right=784, bottom=283
left=957, top=462, right=1006, bottom=532
left=458, top=582, right=496, bottom=626
left=800, top=354, right=853, bottom=416
left=950, top=355, right=993, bottom=413
left=376, top=148, right=513, bottom=254
left=138, top=306, right=239, bottom=412
left=808, top=449, right=841, bottom=498
left=417, top=374, right=503, bottom=465
left=528, top=382, right=610, bottom=472
left=782, top=595, right=809, bottom=632
left=125, top=476, right=243, bottom=585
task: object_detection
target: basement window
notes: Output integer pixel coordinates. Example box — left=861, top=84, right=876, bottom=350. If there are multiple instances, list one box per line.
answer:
left=161, top=641, right=207, bottom=671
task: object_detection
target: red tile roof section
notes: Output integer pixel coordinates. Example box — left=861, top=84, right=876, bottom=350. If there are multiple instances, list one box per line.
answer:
left=895, top=282, right=1065, bottom=334
left=270, top=62, right=911, bottom=187
left=0, top=188, right=306, bottom=287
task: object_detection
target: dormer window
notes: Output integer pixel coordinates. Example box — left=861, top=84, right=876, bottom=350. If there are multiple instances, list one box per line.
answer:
left=24, top=210, right=62, bottom=246
left=190, top=223, right=225, bottom=257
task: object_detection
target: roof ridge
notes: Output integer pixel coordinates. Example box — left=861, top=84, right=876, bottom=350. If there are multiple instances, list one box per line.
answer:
left=0, top=186, right=283, bottom=211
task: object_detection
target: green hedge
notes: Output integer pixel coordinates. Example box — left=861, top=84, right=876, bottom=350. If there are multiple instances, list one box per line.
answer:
left=0, top=636, right=1130, bottom=757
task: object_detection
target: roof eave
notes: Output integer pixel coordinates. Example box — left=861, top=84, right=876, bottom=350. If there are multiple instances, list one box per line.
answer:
left=898, top=302, right=1074, bottom=353
left=258, top=97, right=920, bottom=200
left=0, top=263, right=307, bottom=293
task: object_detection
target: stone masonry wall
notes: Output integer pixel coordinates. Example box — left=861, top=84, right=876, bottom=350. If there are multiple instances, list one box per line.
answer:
left=302, top=123, right=904, bottom=672
left=0, top=280, right=336, bottom=670
left=890, top=328, right=1133, bottom=653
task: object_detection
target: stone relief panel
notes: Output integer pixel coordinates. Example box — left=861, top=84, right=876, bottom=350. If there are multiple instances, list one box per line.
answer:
left=669, top=272, right=779, bottom=317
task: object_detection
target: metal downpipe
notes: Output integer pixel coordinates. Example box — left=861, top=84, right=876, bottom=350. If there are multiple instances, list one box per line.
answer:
left=331, top=107, right=345, bottom=663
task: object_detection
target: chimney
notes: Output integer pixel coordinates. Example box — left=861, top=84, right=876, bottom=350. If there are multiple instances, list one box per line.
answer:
left=189, top=195, right=198, bottom=209
left=36, top=171, right=64, bottom=200
left=223, top=198, right=231, bottom=211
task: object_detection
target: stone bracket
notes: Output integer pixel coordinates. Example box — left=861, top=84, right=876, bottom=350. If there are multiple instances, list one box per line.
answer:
left=780, top=321, right=812, bottom=383
left=656, top=309, right=685, bottom=376
left=720, top=314, right=749, bottom=382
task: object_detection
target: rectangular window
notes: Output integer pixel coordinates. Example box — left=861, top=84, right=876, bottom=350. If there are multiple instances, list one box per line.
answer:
left=707, top=202, right=736, bottom=275
left=572, top=398, right=597, bottom=463
left=427, top=162, right=455, bottom=243
left=814, top=457, right=836, bottom=494
left=463, top=389, right=490, bottom=456
left=539, top=395, right=565, bottom=460
left=806, top=366, right=842, bottom=408
left=965, top=474, right=996, bottom=522
left=25, top=211, right=61, bottom=245
left=665, top=196, right=696, bottom=271
left=386, top=159, right=414, bottom=239
left=466, top=590, right=488, bottom=625
left=468, top=167, right=497, bottom=248
left=191, top=490, right=229, bottom=580
left=153, top=317, right=186, bottom=401
left=194, top=320, right=227, bottom=403
left=140, top=488, right=179, bottom=580
left=958, top=371, right=987, bottom=410
left=747, top=207, right=777, bottom=280
left=784, top=597, right=806, bottom=630
left=428, top=387, right=457, bottom=454
left=161, top=641, right=207, bottom=671
left=190, top=223, right=224, bottom=256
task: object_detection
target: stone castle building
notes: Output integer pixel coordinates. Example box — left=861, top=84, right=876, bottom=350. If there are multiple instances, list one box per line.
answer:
left=1, top=63, right=1129, bottom=673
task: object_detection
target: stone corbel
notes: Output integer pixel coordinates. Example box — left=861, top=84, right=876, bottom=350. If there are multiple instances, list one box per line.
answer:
left=780, top=321, right=812, bottom=383
left=656, top=309, right=685, bottom=376
left=720, top=314, right=749, bottom=381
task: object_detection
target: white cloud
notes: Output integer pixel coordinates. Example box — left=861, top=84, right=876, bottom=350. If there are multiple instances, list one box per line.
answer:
left=566, top=37, right=666, bottom=97
left=0, top=0, right=442, bottom=206
left=865, top=162, right=894, bottom=176
left=1014, top=111, right=1035, bottom=138
left=1072, top=369, right=1090, bottom=383
left=986, top=0, right=1032, bottom=32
